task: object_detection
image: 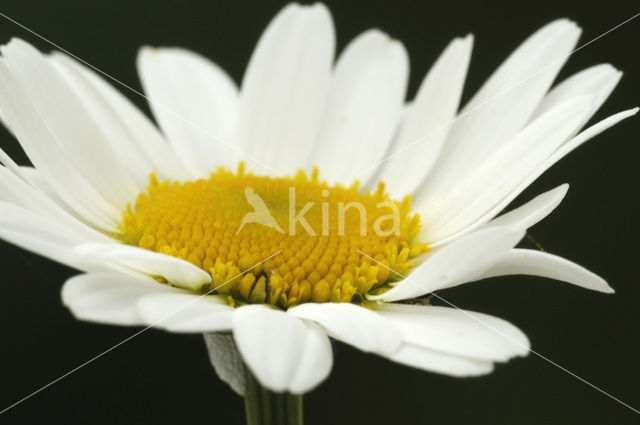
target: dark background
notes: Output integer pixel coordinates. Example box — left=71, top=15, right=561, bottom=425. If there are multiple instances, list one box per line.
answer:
left=0, top=0, right=638, bottom=423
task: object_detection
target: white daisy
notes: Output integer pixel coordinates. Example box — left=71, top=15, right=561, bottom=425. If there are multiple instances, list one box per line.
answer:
left=0, top=1, right=636, bottom=404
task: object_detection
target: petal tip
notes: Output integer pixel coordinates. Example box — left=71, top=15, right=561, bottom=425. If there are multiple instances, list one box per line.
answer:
left=553, top=18, right=581, bottom=31
left=596, top=278, right=615, bottom=294
left=556, top=182, right=570, bottom=195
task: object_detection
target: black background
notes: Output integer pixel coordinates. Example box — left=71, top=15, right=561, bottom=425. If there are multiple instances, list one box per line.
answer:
left=0, top=0, right=638, bottom=424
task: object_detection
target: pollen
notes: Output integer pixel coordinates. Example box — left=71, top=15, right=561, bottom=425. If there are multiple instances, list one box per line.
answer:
left=119, top=164, right=429, bottom=309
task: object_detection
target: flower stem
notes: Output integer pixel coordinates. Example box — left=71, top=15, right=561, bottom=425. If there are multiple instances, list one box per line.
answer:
left=243, top=365, right=303, bottom=425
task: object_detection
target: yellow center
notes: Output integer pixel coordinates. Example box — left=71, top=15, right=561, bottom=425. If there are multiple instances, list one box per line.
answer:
left=119, top=164, right=428, bottom=308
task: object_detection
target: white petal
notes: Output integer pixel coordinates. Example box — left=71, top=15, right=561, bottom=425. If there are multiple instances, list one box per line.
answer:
left=419, top=20, right=581, bottom=206
left=233, top=305, right=332, bottom=393
left=74, top=243, right=212, bottom=291
left=51, top=52, right=190, bottom=182
left=0, top=201, right=106, bottom=271
left=287, top=320, right=333, bottom=394
left=374, top=35, right=472, bottom=197
left=429, top=108, right=637, bottom=245
left=16, top=166, right=98, bottom=229
left=488, top=184, right=568, bottom=230
left=390, top=343, right=494, bottom=377
left=477, top=249, right=613, bottom=293
left=15, top=166, right=65, bottom=207
left=61, top=272, right=180, bottom=326
left=310, top=29, right=408, bottom=184
left=0, top=143, right=21, bottom=176
left=420, top=96, right=595, bottom=244
left=0, top=108, right=9, bottom=135
left=374, top=303, right=529, bottom=362
left=533, top=108, right=639, bottom=185
left=1, top=39, right=140, bottom=209
left=137, top=47, right=239, bottom=177
left=288, top=302, right=401, bottom=356
left=368, top=225, right=525, bottom=302
left=0, top=58, right=120, bottom=231
left=0, top=166, right=111, bottom=243
left=136, top=292, right=233, bottom=332
left=50, top=54, right=154, bottom=187
left=533, top=64, right=621, bottom=120
left=238, top=3, right=334, bottom=175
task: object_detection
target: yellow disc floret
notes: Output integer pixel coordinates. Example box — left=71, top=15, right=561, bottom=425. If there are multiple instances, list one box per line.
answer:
left=119, top=164, right=428, bottom=308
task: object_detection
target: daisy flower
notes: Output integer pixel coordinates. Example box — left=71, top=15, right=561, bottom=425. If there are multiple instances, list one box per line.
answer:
left=0, top=2, right=636, bottom=421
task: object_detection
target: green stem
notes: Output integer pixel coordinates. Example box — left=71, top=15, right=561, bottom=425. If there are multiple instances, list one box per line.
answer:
left=243, top=365, right=303, bottom=425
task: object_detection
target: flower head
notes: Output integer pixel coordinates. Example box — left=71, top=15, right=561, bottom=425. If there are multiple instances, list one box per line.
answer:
left=0, top=2, right=636, bottom=394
